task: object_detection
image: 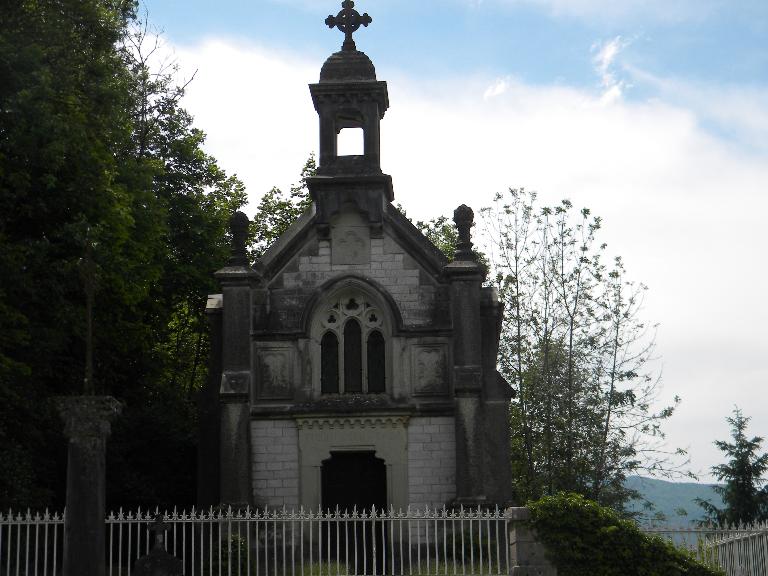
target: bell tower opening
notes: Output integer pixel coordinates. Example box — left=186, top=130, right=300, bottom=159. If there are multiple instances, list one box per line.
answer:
left=337, top=127, right=364, bottom=156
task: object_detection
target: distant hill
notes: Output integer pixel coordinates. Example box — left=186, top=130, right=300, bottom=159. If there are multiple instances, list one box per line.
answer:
left=624, top=476, right=723, bottom=526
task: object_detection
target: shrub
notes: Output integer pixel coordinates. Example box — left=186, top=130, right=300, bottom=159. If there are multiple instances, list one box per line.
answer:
left=528, top=493, right=725, bottom=576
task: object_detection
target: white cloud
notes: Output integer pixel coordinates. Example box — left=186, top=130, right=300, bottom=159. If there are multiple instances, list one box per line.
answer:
left=627, top=65, right=768, bottom=154
left=483, top=77, right=511, bottom=100
left=591, top=36, right=630, bottom=103
left=173, top=37, right=768, bottom=482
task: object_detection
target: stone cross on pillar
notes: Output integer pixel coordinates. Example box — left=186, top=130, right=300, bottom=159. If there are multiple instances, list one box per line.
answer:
left=149, top=515, right=170, bottom=550
left=325, top=0, right=372, bottom=51
left=134, top=514, right=183, bottom=576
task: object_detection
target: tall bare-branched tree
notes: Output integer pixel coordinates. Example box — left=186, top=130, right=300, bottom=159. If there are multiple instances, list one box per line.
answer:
left=480, top=188, right=685, bottom=510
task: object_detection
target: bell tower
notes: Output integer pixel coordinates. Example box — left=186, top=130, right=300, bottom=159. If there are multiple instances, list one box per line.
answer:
left=308, top=0, right=393, bottom=235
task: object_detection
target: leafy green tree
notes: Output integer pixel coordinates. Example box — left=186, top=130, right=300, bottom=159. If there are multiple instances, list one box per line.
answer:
left=697, top=408, right=768, bottom=526
left=480, top=188, right=683, bottom=511
left=0, top=0, right=245, bottom=509
left=0, top=0, right=149, bottom=509
left=250, top=155, right=315, bottom=259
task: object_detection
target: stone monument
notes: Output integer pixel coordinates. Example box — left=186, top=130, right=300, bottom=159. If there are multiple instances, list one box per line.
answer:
left=134, top=515, right=183, bottom=576
left=57, top=240, right=123, bottom=576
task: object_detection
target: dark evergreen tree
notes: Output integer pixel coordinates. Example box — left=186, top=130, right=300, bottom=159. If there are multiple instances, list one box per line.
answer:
left=697, top=408, right=768, bottom=526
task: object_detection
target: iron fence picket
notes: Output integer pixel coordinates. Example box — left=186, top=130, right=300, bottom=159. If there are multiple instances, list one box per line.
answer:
left=644, top=521, right=768, bottom=576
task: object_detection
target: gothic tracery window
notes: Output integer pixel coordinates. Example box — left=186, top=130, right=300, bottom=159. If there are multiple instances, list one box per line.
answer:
left=319, top=295, right=386, bottom=394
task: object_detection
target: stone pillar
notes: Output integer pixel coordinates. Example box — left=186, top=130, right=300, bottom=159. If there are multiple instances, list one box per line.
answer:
left=481, top=287, right=514, bottom=506
left=445, top=205, right=486, bottom=504
left=214, top=211, right=259, bottom=507
left=507, top=508, right=558, bottom=576
left=57, top=395, right=122, bottom=576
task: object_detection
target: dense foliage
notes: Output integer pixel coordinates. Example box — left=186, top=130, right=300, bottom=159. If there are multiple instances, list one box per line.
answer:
left=697, top=408, right=768, bottom=526
left=480, top=189, right=683, bottom=510
left=529, top=493, right=725, bottom=576
left=250, top=155, right=315, bottom=259
left=0, top=0, right=245, bottom=509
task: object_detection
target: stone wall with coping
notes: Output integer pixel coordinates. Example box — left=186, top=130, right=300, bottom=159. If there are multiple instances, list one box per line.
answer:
left=407, top=416, right=456, bottom=509
left=251, top=419, right=299, bottom=508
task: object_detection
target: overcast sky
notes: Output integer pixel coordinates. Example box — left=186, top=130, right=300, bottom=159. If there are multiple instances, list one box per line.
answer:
left=141, top=0, right=768, bottom=483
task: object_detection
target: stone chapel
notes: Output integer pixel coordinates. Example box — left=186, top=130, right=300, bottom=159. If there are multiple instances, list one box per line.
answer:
left=198, top=1, right=513, bottom=512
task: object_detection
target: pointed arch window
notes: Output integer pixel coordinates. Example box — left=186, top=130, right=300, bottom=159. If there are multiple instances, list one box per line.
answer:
left=321, top=332, right=340, bottom=394
left=317, top=295, right=387, bottom=394
left=344, top=320, right=363, bottom=392
left=367, top=330, right=385, bottom=393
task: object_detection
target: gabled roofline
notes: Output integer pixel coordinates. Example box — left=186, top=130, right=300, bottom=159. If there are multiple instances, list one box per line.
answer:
left=258, top=200, right=450, bottom=284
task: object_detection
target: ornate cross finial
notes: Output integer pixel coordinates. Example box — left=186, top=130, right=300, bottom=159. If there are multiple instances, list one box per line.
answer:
left=325, top=1, right=372, bottom=52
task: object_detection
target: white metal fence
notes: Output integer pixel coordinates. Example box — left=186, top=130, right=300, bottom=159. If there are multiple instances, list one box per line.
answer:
left=645, top=523, right=768, bottom=576
left=0, top=510, right=63, bottom=576
left=1, top=507, right=510, bottom=576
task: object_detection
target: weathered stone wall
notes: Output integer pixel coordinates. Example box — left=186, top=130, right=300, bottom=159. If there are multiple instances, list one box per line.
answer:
left=407, top=416, right=456, bottom=509
left=251, top=420, right=299, bottom=507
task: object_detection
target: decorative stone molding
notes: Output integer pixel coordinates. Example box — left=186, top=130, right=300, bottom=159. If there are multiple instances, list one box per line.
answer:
left=56, top=395, right=123, bottom=440
left=220, top=370, right=250, bottom=395
left=453, top=365, right=482, bottom=395
left=295, top=414, right=409, bottom=430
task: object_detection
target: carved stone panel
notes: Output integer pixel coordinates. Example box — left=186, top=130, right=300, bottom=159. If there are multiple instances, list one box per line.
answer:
left=412, top=344, right=448, bottom=396
left=256, top=345, right=295, bottom=400
left=331, top=211, right=370, bottom=265
left=332, top=228, right=370, bottom=265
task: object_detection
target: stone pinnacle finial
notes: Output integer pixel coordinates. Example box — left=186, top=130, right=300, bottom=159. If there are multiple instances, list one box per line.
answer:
left=453, top=204, right=475, bottom=261
left=325, top=1, right=372, bottom=52
left=229, top=211, right=250, bottom=267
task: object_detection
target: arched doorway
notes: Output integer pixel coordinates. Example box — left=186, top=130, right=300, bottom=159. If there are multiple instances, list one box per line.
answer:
left=321, top=451, right=387, bottom=511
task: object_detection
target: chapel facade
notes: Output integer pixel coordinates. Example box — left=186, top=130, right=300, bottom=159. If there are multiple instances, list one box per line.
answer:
left=198, top=1, right=513, bottom=511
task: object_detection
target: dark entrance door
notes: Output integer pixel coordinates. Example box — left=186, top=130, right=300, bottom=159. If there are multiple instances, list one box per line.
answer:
left=321, top=451, right=387, bottom=512
left=321, top=452, right=387, bottom=574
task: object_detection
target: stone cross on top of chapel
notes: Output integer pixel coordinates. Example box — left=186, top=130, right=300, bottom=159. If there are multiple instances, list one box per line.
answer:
left=325, top=1, right=372, bottom=52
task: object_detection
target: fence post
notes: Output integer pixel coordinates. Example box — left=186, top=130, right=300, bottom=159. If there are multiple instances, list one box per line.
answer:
left=506, top=508, right=557, bottom=576
left=57, top=395, right=122, bottom=576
